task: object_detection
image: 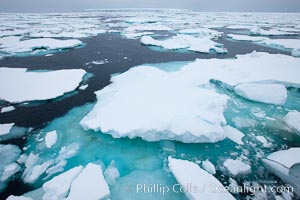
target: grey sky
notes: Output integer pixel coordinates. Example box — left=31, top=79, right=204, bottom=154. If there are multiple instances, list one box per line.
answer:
left=0, top=0, right=299, bottom=12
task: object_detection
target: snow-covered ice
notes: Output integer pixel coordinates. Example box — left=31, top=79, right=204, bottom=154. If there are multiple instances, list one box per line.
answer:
left=168, top=157, right=235, bottom=200
left=104, top=160, right=120, bottom=185
left=201, top=159, right=216, bottom=175
left=141, top=35, right=227, bottom=53
left=262, top=148, right=300, bottom=195
left=0, top=106, right=15, bottom=113
left=42, top=166, right=83, bottom=200
left=66, top=163, right=110, bottom=200
left=0, top=123, right=14, bottom=136
left=250, top=27, right=298, bottom=36
left=223, top=125, right=245, bottom=145
left=0, top=68, right=86, bottom=103
left=45, top=131, right=58, bottom=148
left=223, top=159, right=251, bottom=177
left=283, top=111, right=300, bottom=135
left=234, top=83, right=287, bottom=105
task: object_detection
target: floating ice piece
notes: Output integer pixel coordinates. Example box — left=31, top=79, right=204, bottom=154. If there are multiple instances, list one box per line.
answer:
left=228, top=178, right=239, bottom=194
left=283, top=111, right=300, bottom=135
left=256, top=136, right=272, bottom=148
left=0, top=106, right=15, bottom=113
left=104, top=161, right=120, bottom=185
left=141, top=35, right=227, bottom=53
left=0, top=36, right=83, bottom=56
left=262, top=148, right=300, bottom=195
left=250, top=27, right=298, bottom=36
left=168, top=157, right=235, bottom=200
left=0, top=123, right=14, bottom=136
left=223, top=125, right=245, bottom=145
left=234, top=83, right=287, bottom=105
left=66, top=163, right=110, bottom=200
left=179, top=28, right=223, bottom=38
left=0, top=68, right=86, bottom=103
left=0, top=144, right=21, bottom=192
left=125, top=24, right=172, bottom=32
left=79, top=84, right=88, bottom=90
left=6, top=196, right=33, bottom=200
left=45, top=131, right=57, bottom=149
left=42, top=166, right=83, bottom=200
left=80, top=66, right=229, bottom=143
left=23, top=160, right=53, bottom=184
left=227, top=34, right=300, bottom=55
left=1, top=162, right=20, bottom=182
left=202, top=159, right=216, bottom=175
left=122, top=31, right=154, bottom=39
left=223, top=159, right=251, bottom=177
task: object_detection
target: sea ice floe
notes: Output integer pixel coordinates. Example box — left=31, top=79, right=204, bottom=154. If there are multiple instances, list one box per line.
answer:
left=0, top=123, right=14, bottom=136
left=0, top=36, right=83, bottom=57
left=283, top=111, right=300, bottom=135
left=223, top=159, right=251, bottom=177
left=66, top=163, right=110, bottom=200
left=80, top=65, right=229, bottom=143
left=42, top=166, right=83, bottom=200
left=6, top=196, right=33, bottom=200
left=227, top=34, right=300, bottom=55
left=250, top=27, right=298, bottom=36
left=45, top=131, right=58, bottom=149
left=179, top=28, right=223, bottom=39
left=0, top=144, right=21, bottom=192
left=81, top=52, right=300, bottom=143
left=0, top=106, right=15, bottom=113
left=201, top=159, right=216, bottom=175
left=223, top=125, right=245, bottom=145
left=168, top=157, right=235, bottom=200
left=262, top=148, right=300, bottom=196
left=141, top=35, right=227, bottom=53
left=234, top=83, right=287, bottom=105
left=104, top=160, right=120, bottom=185
left=0, top=68, right=86, bottom=103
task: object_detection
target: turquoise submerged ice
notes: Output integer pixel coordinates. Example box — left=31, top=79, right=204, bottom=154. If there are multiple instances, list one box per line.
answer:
left=20, top=57, right=300, bottom=199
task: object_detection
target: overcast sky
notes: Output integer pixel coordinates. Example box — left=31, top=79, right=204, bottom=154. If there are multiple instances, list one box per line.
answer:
left=1, top=0, right=300, bottom=12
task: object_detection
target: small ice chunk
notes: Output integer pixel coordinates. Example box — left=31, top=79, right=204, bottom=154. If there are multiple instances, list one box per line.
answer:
left=79, top=84, right=88, bottom=90
left=42, top=166, right=83, bottom=200
left=104, top=160, right=120, bottom=185
left=256, top=136, right=271, bottom=148
left=168, top=157, right=235, bottom=200
left=0, top=123, right=14, bottom=136
left=292, top=49, right=300, bottom=57
left=223, top=125, right=245, bottom=145
left=45, top=131, right=57, bottom=148
left=1, top=162, right=20, bottom=182
left=202, top=159, right=216, bottom=175
left=6, top=196, right=33, bottom=200
left=262, top=148, right=300, bottom=196
left=283, top=110, right=300, bottom=135
left=223, top=159, right=251, bottom=177
left=234, top=83, right=287, bottom=105
left=23, top=160, right=53, bottom=184
left=228, top=178, right=239, bottom=194
left=1, top=106, right=15, bottom=113
left=66, top=163, right=110, bottom=200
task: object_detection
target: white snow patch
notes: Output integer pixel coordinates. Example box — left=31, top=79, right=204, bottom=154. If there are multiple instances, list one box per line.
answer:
left=1, top=163, right=20, bottom=182
left=104, top=160, right=120, bottom=185
left=179, top=28, right=223, bottom=39
left=0, top=68, right=86, bottom=103
left=168, top=157, right=235, bottom=200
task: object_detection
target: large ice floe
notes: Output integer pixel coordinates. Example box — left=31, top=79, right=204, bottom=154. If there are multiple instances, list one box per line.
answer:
left=283, top=111, right=300, bottom=135
left=141, top=35, right=227, bottom=53
left=168, top=157, right=235, bottom=200
left=0, top=36, right=83, bottom=57
left=80, top=52, right=300, bottom=143
left=262, top=148, right=300, bottom=196
left=0, top=68, right=86, bottom=103
left=227, top=34, right=300, bottom=56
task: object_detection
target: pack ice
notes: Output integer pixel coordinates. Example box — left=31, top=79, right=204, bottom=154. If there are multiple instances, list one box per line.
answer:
left=0, top=68, right=86, bottom=103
